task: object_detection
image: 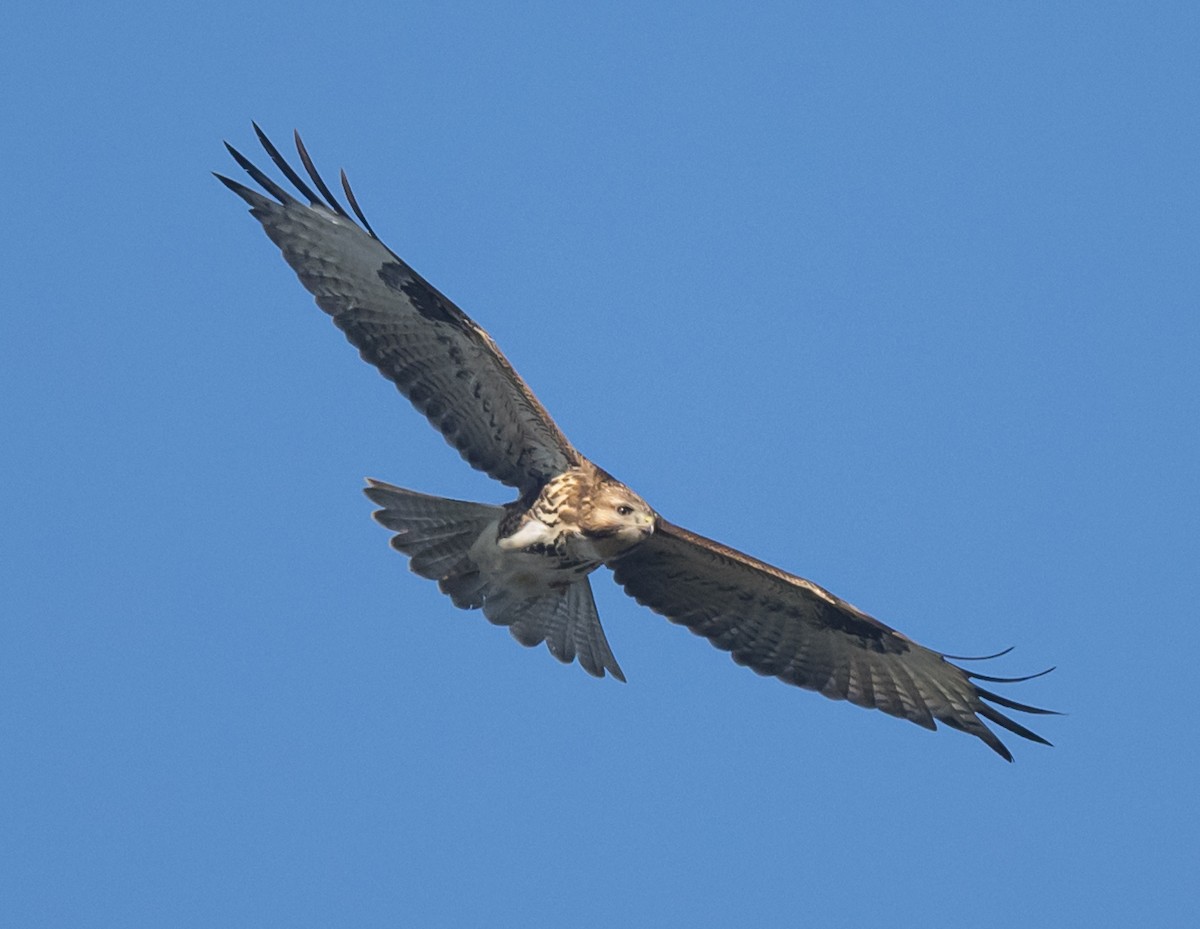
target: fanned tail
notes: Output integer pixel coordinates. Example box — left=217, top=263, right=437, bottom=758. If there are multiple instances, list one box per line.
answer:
left=482, top=581, right=625, bottom=681
left=364, top=479, right=624, bottom=680
left=364, top=479, right=502, bottom=609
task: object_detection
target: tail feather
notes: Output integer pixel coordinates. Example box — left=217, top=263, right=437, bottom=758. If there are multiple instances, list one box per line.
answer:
left=439, top=568, right=489, bottom=610
left=365, top=479, right=502, bottom=609
left=410, top=537, right=482, bottom=581
left=364, top=479, right=624, bottom=680
left=484, top=583, right=625, bottom=681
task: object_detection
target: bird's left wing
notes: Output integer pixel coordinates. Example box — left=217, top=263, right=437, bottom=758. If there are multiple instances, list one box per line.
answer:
left=216, top=125, right=579, bottom=494
left=610, top=519, right=1056, bottom=760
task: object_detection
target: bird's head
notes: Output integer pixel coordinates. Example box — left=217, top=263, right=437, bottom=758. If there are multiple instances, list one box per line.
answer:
left=579, top=480, right=656, bottom=554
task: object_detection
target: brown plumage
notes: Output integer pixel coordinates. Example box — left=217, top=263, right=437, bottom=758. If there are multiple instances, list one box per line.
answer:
left=218, top=125, right=1057, bottom=760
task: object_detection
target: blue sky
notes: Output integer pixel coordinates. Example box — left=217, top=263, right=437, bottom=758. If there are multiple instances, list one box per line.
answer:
left=3, top=3, right=1198, bottom=926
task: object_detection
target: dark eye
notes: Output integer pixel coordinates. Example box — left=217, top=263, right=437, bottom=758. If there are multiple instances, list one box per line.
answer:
left=616, top=504, right=634, bottom=516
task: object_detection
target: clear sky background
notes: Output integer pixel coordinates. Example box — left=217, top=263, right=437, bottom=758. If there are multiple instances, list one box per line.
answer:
left=3, top=3, right=1197, bottom=927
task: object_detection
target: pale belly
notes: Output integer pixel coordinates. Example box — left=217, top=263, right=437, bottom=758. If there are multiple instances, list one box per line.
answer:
left=468, top=517, right=604, bottom=596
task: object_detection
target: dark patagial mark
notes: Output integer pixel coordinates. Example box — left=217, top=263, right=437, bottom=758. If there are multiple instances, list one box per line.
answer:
left=808, top=600, right=905, bottom=653
left=378, top=262, right=473, bottom=334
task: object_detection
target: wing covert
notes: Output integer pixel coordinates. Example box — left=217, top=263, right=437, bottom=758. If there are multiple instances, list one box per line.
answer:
left=216, top=125, right=578, bottom=493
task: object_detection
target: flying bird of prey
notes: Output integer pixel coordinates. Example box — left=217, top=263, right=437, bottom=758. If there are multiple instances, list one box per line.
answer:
left=217, top=125, right=1056, bottom=760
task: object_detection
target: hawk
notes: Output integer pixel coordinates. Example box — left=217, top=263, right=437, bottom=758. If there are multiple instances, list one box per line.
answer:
left=217, top=125, right=1056, bottom=760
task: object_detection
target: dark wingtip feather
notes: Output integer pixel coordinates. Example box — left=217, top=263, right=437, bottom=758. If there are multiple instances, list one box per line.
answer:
left=252, top=122, right=322, bottom=205
left=224, top=140, right=295, bottom=204
left=938, top=652, right=1058, bottom=757
left=293, top=130, right=351, bottom=220
left=978, top=703, right=1054, bottom=749
left=976, top=685, right=1062, bottom=717
left=942, top=645, right=1015, bottom=661
left=983, top=733, right=1016, bottom=763
left=341, top=168, right=379, bottom=238
left=968, top=665, right=1056, bottom=685
left=213, top=171, right=260, bottom=203
left=944, top=716, right=1015, bottom=762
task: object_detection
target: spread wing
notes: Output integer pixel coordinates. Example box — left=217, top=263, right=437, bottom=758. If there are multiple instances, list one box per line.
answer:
left=216, top=124, right=579, bottom=494
left=610, top=520, right=1056, bottom=760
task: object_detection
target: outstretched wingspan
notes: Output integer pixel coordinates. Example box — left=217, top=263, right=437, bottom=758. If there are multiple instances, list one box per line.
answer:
left=222, top=126, right=1057, bottom=760
left=610, top=520, right=1056, bottom=761
left=215, top=125, right=578, bottom=493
